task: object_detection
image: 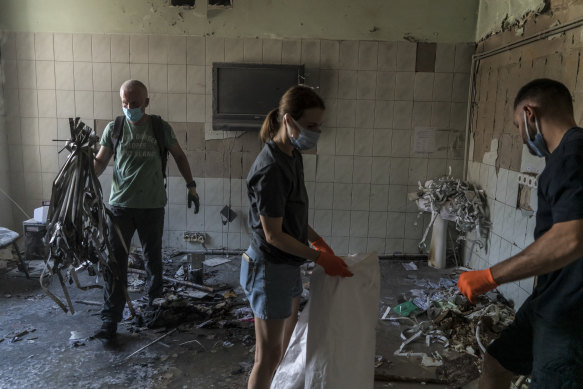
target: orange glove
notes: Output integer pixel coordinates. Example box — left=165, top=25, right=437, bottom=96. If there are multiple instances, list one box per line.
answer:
left=311, top=237, right=335, bottom=255
left=315, top=252, right=353, bottom=277
left=457, top=268, right=498, bottom=303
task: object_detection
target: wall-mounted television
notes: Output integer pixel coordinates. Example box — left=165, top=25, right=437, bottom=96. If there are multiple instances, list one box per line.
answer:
left=212, top=62, right=305, bottom=131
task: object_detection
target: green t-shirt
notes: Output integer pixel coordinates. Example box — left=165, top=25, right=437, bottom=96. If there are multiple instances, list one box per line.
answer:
left=100, top=116, right=178, bottom=208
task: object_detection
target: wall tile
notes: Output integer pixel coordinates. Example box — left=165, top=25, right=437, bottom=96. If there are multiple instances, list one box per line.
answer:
left=353, top=156, right=372, bottom=184
left=387, top=212, right=405, bottom=238
left=408, top=158, right=428, bottom=185
left=94, top=91, right=113, bottom=120
left=74, top=62, right=93, bottom=91
left=21, top=118, right=39, bottom=145
left=92, top=34, right=111, bottom=63
left=111, top=63, right=130, bottom=91
left=358, top=41, right=378, bottom=70
left=187, top=65, right=205, bottom=94
left=301, top=39, right=320, bottom=68
left=357, top=71, right=377, bottom=100
left=56, top=90, right=76, bottom=118
left=337, top=99, right=356, bottom=127
left=34, top=32, right=54, bottom=61
left=435, top=43, right=455, bottom=73
left=414, top=72, right=434, bottom=102
left=16, top=32, right=35, bottom=60
left=130, top=35, right=148, bottom=63
left=370, top=184, right=389, bottom=211
left=350, top=210, right=369, bottom=237
left=356, top=100, right=375, bottom=129
left=331, top=210, right=351, bottom=236
left=149, top=64, right=168, bottom=93
left=148, top=35, right=168, bottom=64
left=431, top=102, right=451, bottom=128
left=262, top=39, right=282, bottom=64
left=395, top=72, right=415, bottom=101
left=374, top=101, right=393, bottom=129
left=393, top=101, right=413, bottom=129
left=338, top=70, right=357, bottom=99
left=377, top=42, right=397, bottom=71
left=111, top=35, right=130, bottom=63
left=333, top=183, right=352, bottom=210
left=354, top=128, right=373, bottom=156
left=371, top=158, right=391, bottom=185
left=320, top=40, right=340, bottom=69
left=243, top=38, right=262, bottom=63
left=314, top=210, right=333, bottom=236
left=55, top=61, right=74, bottom=90
left=333, top=156, right=353, bottom=183
left=396, top=42, right=416, bottom=72
left=75, top=90, right=93, bottom=118
left=351, top=184, right=370, bottom=210
left=349, top=237, right=368, bottom=254
left=93, top=62, right=112, bottom=92
left=433, top=72, right=453, bottom=102
left=454, top=43, right=474, bottom=73
left=18, top=60, right=36, bottom=89
left=452, top=73, right=470, bottom=102
left=372, top=129, right=392, bottom=156
left=37, top=90, right=56, bottom=118
left=148, top=93, right=168, bottom=119
left=339, top=40, right=358, bottom=70
left=314, top=182, right=334, bottom=209
left=376, top=71, right=395, bottom=100
left=391, top=129, right=411, bottom=157
left=54, top=33, right=73, bottom=61
left=368, top=212, right=387, bottom=238
left=168, top=94, right=187, bottom=122
left=36, top=60, right=56, bottom=90
left=335, top=128, right=354, bottom=155
left=167, top=35, right=186, bottom=65
left=367, top=238, right=385, bottom=254
left=281, top=40, right=301, bottom=65
left=187, top=94, right=205, bottom=122
left=19, top=89, right=38, bottom=118
left=187, top=36, right=205, bottom=65
left=315, top=155, right=334, bottom=183
left=73, top=34, right=92, bottom=62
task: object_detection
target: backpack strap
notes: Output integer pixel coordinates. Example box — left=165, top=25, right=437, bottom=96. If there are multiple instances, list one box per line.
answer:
left=111, top=115, right=125, bottom=162
left=150, top=115, right=168, bottom=181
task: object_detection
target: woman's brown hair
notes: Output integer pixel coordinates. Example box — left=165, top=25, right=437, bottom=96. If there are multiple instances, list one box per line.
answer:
left=259, top=85, right=325, bottom=143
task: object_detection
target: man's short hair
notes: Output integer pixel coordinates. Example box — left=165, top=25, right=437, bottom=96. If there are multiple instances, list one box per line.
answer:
left=120, top=79, right=148, bottom=95
left=513, top=78, right=573, bottom=116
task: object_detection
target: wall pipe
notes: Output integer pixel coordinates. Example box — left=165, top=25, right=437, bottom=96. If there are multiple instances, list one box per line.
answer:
left=181, top=249, right=427, bottom=261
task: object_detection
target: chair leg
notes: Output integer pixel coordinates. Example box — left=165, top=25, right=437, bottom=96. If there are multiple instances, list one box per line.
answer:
left=13, top=242, right=30, bottom=279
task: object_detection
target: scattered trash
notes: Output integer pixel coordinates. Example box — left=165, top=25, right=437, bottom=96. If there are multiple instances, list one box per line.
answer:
left=392, top=301, right=420, bottom=317
left=69, top=331, right=86, bottom=347
left=402, top=262, right=418, bottom=271
left=203, top=257, right=232, bottom=267
left=174, top=265, right=185, bottom=280
left=410, top=174, right=491, bottom=251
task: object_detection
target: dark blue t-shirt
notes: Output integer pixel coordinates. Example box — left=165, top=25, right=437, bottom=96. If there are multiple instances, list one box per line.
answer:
left=531, top=127, right=583, bottom=326
left=246, top=141, right=309, bottom=266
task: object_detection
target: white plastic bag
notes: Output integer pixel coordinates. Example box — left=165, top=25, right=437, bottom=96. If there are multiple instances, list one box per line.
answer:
left=271, top=252, right=380, bottom=389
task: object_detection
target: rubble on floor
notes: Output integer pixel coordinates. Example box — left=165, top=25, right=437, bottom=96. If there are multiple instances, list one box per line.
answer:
left=378, top=266, right=515, bottom=387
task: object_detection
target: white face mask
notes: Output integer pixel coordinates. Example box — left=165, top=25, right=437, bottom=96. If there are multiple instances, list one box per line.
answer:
left=285, top=115, right=321, bottom=150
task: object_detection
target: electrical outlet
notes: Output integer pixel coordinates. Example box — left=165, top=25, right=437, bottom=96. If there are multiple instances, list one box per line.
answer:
left=183, top=231, right=206, bottom=243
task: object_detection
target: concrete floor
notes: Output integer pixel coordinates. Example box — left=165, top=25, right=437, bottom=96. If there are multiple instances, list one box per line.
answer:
left=0, top=256, right=477, bottom=389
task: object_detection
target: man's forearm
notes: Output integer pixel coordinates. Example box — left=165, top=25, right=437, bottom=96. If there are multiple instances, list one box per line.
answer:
left=491, top=219, right=583, bottom=284
left=94, top=160, right=107, bottom=177
left=174, top=154, right=194, bottom=183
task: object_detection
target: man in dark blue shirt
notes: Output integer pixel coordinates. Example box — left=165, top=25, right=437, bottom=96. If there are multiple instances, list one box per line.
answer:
left=458, top=79, right=583, bottom=388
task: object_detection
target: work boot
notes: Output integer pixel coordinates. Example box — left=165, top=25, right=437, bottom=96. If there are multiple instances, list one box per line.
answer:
left=91, top=321, right=117, bottom=340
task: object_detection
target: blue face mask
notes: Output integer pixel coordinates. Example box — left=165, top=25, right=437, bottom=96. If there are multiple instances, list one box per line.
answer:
left=523, top=112, right=550, bottom=158
left=123, top=107, right=144, bottom=123
left=286, top=116, right=321, bottom=150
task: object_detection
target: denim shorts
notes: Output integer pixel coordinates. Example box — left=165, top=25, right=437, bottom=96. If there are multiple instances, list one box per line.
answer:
left=488, top=300, right=583, bottom=388
left=239, top=246, right=303, bottom=320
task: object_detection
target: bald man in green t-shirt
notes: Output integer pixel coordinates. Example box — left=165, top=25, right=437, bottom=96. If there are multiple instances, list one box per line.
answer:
left=92, top=80, right=200, bottom=340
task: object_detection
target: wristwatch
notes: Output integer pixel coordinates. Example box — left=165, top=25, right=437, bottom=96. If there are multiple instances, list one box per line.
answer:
left=186, top=180, right=196, bottom=188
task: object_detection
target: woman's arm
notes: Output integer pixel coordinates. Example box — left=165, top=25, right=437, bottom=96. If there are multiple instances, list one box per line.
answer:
left=260, top=215, right=319, bottom=261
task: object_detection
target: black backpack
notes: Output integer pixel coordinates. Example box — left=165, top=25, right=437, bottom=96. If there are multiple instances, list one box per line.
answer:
left=111, top=115, right=168, bottom=183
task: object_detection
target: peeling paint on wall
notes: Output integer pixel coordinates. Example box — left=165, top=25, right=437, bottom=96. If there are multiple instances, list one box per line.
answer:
left=0, top=0, right=479, bottom=42
left=476, top=0, right=547, bottom=41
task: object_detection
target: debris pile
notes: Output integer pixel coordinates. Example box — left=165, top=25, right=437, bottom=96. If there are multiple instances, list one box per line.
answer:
left=382, top=268, right=514, bottom=383
left=42, top=118, right=114, bottom=314
left=411, top=173, right=491, bottom=251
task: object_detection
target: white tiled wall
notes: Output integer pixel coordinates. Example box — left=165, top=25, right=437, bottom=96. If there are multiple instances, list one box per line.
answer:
left=1, top=31, right=473, bottom=254
left=465, top=158, right=536, bottom=309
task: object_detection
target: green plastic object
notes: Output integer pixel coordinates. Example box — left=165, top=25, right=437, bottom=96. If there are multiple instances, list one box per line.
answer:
left=392, top=301, right=420, bottom=317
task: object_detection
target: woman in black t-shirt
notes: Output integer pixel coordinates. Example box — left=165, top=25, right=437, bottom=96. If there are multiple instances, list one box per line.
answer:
left=241, top=85, right=353, bottom=388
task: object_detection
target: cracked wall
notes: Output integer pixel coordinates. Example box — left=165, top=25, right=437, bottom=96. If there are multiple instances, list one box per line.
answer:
left=466, top=0, right=583, bottom=308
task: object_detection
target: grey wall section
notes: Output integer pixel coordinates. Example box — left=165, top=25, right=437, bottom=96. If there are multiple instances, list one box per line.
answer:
left=0, top=0, right=479, bottom=43
left=0, top=33, right=15, bottom=229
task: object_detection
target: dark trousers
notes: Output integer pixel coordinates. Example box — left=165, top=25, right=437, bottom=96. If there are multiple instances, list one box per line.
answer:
left=101, top=206, right=165, bottom=323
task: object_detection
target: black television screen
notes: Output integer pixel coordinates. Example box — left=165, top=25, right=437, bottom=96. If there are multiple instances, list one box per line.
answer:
left=212, top=62, right=305, bottom=131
